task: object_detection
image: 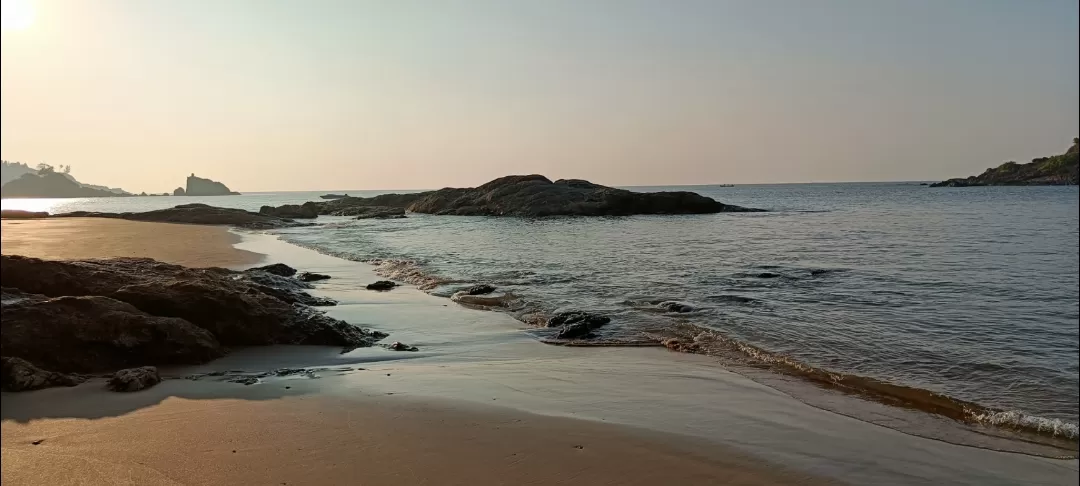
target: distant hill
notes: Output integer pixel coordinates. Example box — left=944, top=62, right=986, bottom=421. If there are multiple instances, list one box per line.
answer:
left=1, top=161, right=36, bottom=186
left=0, top=164, right=131, bottom=199
left=931, top=139, right=1079, bottom=187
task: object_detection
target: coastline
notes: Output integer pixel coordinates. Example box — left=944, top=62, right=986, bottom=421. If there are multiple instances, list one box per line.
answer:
left=2, top=219, right=1077, bottom=484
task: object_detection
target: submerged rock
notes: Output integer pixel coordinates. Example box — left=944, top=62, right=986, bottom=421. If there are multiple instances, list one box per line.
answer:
left=462, top=284, right=496, bottom=295
left=108, top=366, right=161, bottom=392
left=297, top=272, right=331, bottom=282
left=0, top=357, right=84, bottom=392
left=260, top=174, right=763, bottom=217
left=366, top=280, right=397, bottom=291
left=657, top=301, right=695, bottom=313
left=548, top=311, right=611, bottom=339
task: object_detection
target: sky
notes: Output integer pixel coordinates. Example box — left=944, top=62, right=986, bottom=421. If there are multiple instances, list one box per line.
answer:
left=1, top=0, right=1077, bottom=192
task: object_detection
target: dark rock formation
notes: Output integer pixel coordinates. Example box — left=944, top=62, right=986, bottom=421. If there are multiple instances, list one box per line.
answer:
left=53, top=203, right=305, bottom=229
left=297, top=272, right=331, bottom=282
left=930, top=139, right=1079, bottom=187
left=0, top=256, right=387, bottom=361
left=243, top=267, right=336, bottom=307
left=1, top=209, right=49, bottom=219
left=547, top=311, right=611, bottom=339
left=1, top=292, right=223, bottom=373
left=259, top=204, right=319, bottom=219
left=1, top=170, right=124, bottom=199
left=108, top=366, right=161, bottom=392
left=352, top=206, right=406, bottom=219
left=173, top=187, right=186, bottom=196
left=1, top=357, right=84, bottom=392
left=249, top=263, right=297, bottom=277
left=260, top=175, right=762, bottom=217
left=367, top=280, right=397, bottom=291
left=463, top=284, right=496, bottom=295
left=185, top=173, right=239, bottom=196
left=387, top=341, right=418, bottom=352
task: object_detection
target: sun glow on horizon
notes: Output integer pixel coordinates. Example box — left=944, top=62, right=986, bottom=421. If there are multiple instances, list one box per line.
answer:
left=1, top=0, right=35, bottom=30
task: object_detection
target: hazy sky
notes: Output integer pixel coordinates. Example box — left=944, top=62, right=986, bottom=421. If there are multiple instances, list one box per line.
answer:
left=2, top=0, right=1077, bottom=192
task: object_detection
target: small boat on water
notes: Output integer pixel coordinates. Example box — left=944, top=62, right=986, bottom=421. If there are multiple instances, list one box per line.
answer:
left=320, top=193, right=349, bottom=200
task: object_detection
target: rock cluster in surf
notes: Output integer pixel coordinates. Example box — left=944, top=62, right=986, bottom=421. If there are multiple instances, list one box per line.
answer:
left=0, top=257, right=387, bottom=392
left=259, top=175, right=763, bottom=218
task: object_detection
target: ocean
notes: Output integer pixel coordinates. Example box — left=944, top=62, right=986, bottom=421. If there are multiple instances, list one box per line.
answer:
left=4, top=182, right=1078, bottom=441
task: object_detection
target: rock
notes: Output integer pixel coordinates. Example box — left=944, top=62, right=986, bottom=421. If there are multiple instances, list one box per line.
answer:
left=450, top=291, right=517, bottom=308
left=0, top=357, right=84, bottom=392
left=352, top=206, right=406, bottom=219
left=387, top=341, right=418, bottom=352
left=173, top=186, right=186, bottom=196
left=2, top=293, right=223, bottom=373
left=930, top=139, right=1078, bottom=187
left=753, top=272, right=781, bottom=279
left=297, top=272, right=331, bottom=282
left=0, top=255, right=387, bottom=352
left=367, top=280, right=397, bottom=291
left=259, top=204, right=319, bottom=219
left=463, top=284, right=496, bottom=295
left=259, top=175, right=763, bottom=218
left=249, top=263, right=297, bottom=277
left=185, top=173, right=239, bottom=196
left=242, top=268, right=337, bottom=306
left=657, top=301, right=694, bottom=313
left=1, top=210, right=49, bottom=219
left=107, top=366, right=161, bottom=392
left=53, top=204, right=304, bottom=229
left=547, top=311, right=611, bottom=339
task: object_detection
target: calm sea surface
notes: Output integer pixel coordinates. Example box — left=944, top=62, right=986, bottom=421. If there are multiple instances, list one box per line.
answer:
left=5, top=183, right=1078, bottom=426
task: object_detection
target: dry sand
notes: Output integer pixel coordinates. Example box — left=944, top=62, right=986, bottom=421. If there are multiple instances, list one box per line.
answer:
left=0, top=218, right=262, bottom=268
left=0, top=218, right=827, bottom=485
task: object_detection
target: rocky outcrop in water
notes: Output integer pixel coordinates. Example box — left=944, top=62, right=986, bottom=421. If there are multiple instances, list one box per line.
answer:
left=108, top=366, right=162, bottom=392
left=173, top=187, right=186, bottom=196
left=0, top=256, right=388, bottom=390
left=260, top=175, right=762, bottom=217
left=53, top=203, right=306, bottom=229
left=547, top=311, right=612, bottom=339
left=930, top=139, right=1079, bottom=187
left=367, top=280, right=397, bottom=291
left=185, top=174, right=239, bottom=196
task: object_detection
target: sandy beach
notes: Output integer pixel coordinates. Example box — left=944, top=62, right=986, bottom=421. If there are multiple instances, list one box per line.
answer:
left=0, top=218, right=263, bottom=268
left=2, top=218, right=1077, bottom=485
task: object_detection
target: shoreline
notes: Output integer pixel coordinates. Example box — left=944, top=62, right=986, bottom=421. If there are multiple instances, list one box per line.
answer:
left=275, top=224, right=1080, bottom=454
left=2, top=218, right=1078, bottom=484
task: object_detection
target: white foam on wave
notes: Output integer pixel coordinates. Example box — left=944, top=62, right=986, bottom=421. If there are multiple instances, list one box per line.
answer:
left=971, top=410, right=1079, bottom=440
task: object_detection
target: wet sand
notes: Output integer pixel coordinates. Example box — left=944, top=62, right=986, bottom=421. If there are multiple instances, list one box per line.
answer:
left=1, top=387, right=824, bottom=486
left=0, top=218, right=262, bottom=268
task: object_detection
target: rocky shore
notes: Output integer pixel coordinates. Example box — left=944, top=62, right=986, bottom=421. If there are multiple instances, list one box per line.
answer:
left=930, top=138, right=1079, bottom=187
left=260, top=174, right=762, bottom=218
left=51, top=203, right=307, bottom=229
left=0, top=256, right=387, bottom=392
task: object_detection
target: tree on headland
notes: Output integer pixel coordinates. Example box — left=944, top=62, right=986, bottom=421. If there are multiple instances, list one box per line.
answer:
left=35, top=163, right=55, bottom=174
